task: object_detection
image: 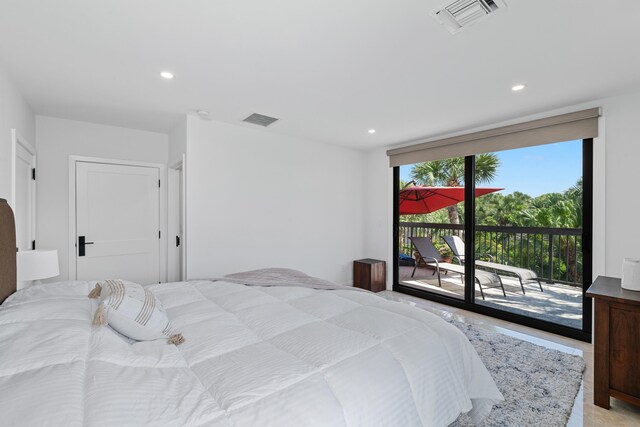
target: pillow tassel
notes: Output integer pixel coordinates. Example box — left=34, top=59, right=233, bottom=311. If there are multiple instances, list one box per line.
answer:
left=88, top=283, right=102, bottom=299
left=168, top=333, right=185, bottom=346
left=92, top=304, right=107, bottom=326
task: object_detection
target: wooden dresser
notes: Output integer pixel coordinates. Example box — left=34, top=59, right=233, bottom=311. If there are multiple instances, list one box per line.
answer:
left=586, top=276, right=640, bottom=409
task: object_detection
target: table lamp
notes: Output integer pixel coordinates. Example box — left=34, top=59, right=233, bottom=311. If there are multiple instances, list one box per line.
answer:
left=17, top=249, right=60, bottom=286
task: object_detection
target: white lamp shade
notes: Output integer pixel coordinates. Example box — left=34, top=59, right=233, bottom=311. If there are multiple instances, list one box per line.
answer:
left=17, top=250, right=60, bottom=282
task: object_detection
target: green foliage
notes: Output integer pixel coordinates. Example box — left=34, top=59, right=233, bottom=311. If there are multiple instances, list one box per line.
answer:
left=409, top=153, right=499, bottom=186
left=400, top=209, right=450, bottom=224
left=473, top=181, right=582, bottom=228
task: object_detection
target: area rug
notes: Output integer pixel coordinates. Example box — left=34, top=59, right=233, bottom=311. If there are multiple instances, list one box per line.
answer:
left=449, top=320, right=585, bottom=426
left=378, top=292, right=585, bottom=426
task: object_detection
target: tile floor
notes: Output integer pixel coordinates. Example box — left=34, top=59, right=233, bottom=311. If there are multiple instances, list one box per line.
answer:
left=379, top=290, right=640, bottom=427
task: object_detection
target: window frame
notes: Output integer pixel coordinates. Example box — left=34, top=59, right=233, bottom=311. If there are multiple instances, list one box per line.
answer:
left=393, top=139, right=593, bottom=342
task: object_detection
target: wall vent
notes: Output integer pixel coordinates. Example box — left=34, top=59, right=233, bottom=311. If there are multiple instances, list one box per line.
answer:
left=242, top=113, right=279, bottom=127
left=433, top=0, right=506, bottom=34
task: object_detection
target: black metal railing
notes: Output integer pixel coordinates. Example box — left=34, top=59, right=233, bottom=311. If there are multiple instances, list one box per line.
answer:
left=399, top=222, right=583, bottom=286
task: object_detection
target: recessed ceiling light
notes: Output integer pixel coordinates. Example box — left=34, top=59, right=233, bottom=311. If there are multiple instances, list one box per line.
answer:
left=160, top=71, right=174, bottom=79
left=196, top=110, right=210, bottom=119
left=511, top=84, right=526, bottom=92
left=368, top=129, right=376, bottom=134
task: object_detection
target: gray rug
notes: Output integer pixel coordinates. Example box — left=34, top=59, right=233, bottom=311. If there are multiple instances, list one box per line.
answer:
left=450, top=320, right=585, bottom=427
left=378, top=292, right=585, bottom=426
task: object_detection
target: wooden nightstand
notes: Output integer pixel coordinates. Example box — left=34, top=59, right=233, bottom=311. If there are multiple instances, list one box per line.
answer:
left=353, top=259, right=386, bottom=292
left=586, top=276, right=640, bottom=409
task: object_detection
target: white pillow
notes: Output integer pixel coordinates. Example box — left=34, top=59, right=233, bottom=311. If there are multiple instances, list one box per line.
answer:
left=89, top=280, right=184, bottom=345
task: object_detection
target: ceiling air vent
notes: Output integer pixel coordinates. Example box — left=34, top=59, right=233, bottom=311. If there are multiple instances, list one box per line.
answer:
left=242, top=113, right=279, bottom=127
left=433, top=0, right=507, bottom=34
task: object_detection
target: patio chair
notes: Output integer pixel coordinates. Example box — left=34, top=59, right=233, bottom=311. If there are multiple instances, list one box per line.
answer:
left=442, top=235, right=544, bottom=294
left=409, top=237, right=505, bottom=300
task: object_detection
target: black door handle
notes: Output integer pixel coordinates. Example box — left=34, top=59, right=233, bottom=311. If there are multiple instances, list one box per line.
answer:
left=78, top=236, right=94, bottom=257
left=176, top=235, right=181, bottom=247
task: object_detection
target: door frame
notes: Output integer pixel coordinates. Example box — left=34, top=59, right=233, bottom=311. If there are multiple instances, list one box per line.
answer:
left=168, top=154, right=187, bottom=281
left=10, top=129, right=37, bottom=251
left=68, top=156, right=167, bottom=282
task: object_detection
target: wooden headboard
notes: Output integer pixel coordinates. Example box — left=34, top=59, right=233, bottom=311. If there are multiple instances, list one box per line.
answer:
left=0, top=199, right=16, bottom=304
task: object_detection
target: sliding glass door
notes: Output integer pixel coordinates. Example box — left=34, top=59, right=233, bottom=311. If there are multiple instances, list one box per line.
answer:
left=394, top=139, right=592, bottom=341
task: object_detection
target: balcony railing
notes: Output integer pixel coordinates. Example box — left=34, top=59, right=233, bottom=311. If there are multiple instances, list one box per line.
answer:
left=399, top=222, right=583, bottom=286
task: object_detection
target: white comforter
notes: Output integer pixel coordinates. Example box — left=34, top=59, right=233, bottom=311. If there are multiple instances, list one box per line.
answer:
left=0, top=280, right=502, bottom=426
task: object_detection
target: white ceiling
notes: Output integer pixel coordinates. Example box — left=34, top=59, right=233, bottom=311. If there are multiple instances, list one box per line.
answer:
left=1, top=0, right=640, bottom=149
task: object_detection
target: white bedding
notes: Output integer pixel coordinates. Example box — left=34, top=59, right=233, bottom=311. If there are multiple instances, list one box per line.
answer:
left=0, top=279, right=502, bottom=426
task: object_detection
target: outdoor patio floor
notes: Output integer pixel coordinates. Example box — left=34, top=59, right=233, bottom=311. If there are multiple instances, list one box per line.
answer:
left=398, top=265, right=583, bottom=329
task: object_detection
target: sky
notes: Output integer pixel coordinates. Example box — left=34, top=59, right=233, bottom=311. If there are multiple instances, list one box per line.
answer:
left=399, top=139, right=583, bottom=198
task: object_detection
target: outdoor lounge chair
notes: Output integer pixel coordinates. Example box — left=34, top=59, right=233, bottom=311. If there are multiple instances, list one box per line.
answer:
left=442, top=235, right=544, bottom=294
left=409, top=237, right=505, bottom=300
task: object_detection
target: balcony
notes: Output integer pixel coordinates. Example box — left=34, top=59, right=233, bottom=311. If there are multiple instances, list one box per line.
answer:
left=398, top=222, right=583, bottom=329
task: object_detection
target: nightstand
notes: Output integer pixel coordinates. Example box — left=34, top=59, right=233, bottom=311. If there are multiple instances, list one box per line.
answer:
left=353, top=259, right=386, bottom=292
left=586, top=276, right=640, bottom=409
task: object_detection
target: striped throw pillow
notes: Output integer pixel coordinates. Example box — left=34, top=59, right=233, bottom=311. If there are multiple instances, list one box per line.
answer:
left=89, top=280, right=184, bottom=345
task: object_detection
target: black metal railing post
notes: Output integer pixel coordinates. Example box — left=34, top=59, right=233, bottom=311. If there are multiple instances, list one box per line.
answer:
left=547, top=234, right=554, bottom=284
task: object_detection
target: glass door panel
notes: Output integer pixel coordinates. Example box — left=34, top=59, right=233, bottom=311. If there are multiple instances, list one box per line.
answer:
left=397, top=157, right=467, bottom=300
left=473, top=141, right=584, bottom=329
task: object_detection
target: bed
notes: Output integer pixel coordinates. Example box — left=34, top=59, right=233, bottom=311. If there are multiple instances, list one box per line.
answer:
left=0, top=199, right=502, bottom=426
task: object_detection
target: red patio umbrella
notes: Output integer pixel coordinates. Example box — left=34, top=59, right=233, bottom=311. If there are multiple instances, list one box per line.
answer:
left=399, top=186, right=502, bottom=215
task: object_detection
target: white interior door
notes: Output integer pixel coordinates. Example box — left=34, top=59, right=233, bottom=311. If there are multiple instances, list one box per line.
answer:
left=75, top=162, right=160, bottom=284
left=12, top=132, right=36, bottom=252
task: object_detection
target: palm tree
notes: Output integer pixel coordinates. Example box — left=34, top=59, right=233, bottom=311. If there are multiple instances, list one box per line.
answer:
left=409, top=154, right=500, bottom=224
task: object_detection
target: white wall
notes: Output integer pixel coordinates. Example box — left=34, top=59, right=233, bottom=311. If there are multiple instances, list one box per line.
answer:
left=185, top=117, right=365, bottom=284
left=600, top=92, right=640, bottom=277
left=363, top=147, right=394, bottom=286
left=36, top=116, right=169, bottom=281
left=168, top=115, right=187, bottom=164
left=0, top=64, right=35, bottom=202
left=364, top=90, right=640, bottom=286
